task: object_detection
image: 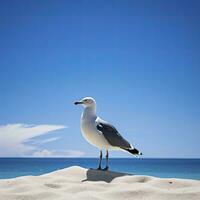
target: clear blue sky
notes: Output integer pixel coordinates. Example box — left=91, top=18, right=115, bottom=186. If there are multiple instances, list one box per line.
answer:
left=0, top=0, right=200, bottom=158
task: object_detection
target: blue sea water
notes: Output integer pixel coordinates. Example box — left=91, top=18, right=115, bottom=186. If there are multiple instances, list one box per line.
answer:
left=0, top=158, right=199, bottom=180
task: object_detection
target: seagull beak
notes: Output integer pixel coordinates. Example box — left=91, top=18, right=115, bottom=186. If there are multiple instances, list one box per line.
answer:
left=74, top=101, right=83, bottom=105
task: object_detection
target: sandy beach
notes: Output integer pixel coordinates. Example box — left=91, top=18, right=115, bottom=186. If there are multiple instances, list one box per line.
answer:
left=0, top=166, right=199, bottom=200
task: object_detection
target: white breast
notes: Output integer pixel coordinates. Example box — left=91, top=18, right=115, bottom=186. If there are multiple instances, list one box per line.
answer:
left=81, top=117, right=110, bottom=150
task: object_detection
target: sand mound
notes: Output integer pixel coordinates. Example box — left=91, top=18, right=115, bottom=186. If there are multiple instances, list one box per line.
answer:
left=0, top=166, right=199, bottom=200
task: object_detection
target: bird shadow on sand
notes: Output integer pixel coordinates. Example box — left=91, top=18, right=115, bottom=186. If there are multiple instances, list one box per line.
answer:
left=82, top=168, right=131, bottom=183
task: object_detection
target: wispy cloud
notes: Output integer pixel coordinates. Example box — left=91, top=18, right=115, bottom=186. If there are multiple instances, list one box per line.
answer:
left=32, top=149, right=85, bottom=157
left=0, top=124, right=84, bottom=157
left=31, top=137, right=61, bottom=145
left=39, top=137, right=61, bottom=144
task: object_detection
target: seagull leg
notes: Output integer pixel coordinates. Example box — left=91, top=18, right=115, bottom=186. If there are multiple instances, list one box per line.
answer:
left=103, top=150, right=109, bottom=171
left=97, top=150, right=102, bottom=170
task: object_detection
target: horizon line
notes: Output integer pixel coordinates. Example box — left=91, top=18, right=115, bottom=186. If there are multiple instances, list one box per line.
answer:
left=0, top=157, right=199, bottom=159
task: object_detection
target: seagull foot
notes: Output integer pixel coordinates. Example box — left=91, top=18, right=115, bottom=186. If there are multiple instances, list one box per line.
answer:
left=103, top=166, right=109, bottom=171
left=97, top=166, right=102, bottom=170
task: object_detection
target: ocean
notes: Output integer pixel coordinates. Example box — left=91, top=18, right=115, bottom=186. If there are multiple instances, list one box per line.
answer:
left=0, top=158, right=199, bottom=180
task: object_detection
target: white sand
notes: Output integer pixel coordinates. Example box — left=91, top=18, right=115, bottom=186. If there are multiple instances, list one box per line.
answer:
left=0, top=166, right=199, bottom=200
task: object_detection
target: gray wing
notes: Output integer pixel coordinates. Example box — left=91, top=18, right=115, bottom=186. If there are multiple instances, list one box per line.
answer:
left=96, top=119, right=131, bottom=149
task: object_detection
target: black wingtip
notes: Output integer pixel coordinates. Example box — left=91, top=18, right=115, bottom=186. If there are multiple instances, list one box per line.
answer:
left=125, top=148, right=142, bottom=156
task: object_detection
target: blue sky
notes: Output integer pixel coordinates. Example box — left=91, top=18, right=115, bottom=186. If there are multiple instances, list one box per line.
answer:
left=0, top=0, right=200, bottom=158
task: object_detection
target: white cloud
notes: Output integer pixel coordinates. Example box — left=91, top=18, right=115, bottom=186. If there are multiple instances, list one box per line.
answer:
left=32, top=149, right=85, bottom=157
left=0, top=124, right=83, bottom=157
left=31, top=137, right=61, bottom=145
left=40, top=137, right=61, bottom=144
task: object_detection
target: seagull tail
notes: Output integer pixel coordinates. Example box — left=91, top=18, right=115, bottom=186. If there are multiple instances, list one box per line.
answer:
left=124, top=148, right=142, bottom=156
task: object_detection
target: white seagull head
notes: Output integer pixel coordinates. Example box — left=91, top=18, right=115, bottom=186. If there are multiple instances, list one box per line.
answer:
left=74, top=97, right=96, bottom=108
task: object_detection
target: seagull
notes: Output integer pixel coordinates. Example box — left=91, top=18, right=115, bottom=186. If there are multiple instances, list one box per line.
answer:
left=74, top=97, right=142, bottom=170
